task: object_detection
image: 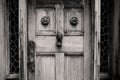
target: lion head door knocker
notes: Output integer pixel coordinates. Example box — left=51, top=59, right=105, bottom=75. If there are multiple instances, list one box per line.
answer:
left=28, top=41, right=35, bottom=72
left=56, top=31, right=63, bottom=47
left=70, top=17, right=78, bottom=26
left=41, top=16, right=50, bottom=26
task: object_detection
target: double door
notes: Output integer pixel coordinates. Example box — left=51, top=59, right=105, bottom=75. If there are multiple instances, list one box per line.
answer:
left=27, top=0, right=91, bottom=80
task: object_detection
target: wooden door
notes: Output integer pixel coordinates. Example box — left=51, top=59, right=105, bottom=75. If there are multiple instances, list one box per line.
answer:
left=28, top=0, right=91, bottom=80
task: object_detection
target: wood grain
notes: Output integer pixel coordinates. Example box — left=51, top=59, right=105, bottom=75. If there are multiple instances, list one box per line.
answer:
left=36, top=36, right=83, bottom=52
left=19, top=0, right=28, bottom=80
left=28, top=0, right=36, bottom=80
left=64, top=9, right=83, bottom=34
left=0, top=0, right=6, bottom=80
left=94, top=0, right=101, bottom=80
left=31, top=1, right=92, bottom=80
left=55, top=4, right=64, bottom=34
left=55, top=53, right=64, bottom=80
left=84, top=0, right=91, bottom=80
left=65, top=56, right=84, bottom=80
left=36, top=56, right=55, bottom=80
left=36, top=8, right=55, bottom=35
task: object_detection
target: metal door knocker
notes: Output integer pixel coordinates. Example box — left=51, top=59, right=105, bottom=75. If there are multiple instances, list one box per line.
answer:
left=41, top=16, right=50, bottom=26
left=56, top=31, right=63, bottom=47
left=28, top=41, right=35, bottom=72
left=70, top=17, right=78, bottom=26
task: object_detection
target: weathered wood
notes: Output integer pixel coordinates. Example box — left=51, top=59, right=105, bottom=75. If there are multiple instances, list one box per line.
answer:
left=91, top=0, right=95, bottom=80
left=0, top=0, right=6, bottom=80
left=94, top=0, right=101, bottom=80
left=55, top=53, right=64, bottom=80
left=83, top=0, right=91, bottom=80
left=36, top=36, right=83, bottom=52
left=64, top=9, right=83, bottom=34
left=36, top=8, right=55, bottom=35
left=55, top=4, right=64, bottom=35
left=28, top=0, right=36, bottom=41
left=4, top=0, right=10, bottom=76
left=29, top=1, right=92, bottom=80
left=65, top=55, right=84, bottom=80
left=36, top=56, right=55, bottom=80
left=28, top=0, right=36, bottom=80
left=19, top=0, right=28, bottom=80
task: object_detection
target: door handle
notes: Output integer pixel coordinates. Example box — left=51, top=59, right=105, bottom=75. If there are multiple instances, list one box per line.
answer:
left=28, top=41, right=35, bottom=72
left=56, top=31, right=63, bottom=47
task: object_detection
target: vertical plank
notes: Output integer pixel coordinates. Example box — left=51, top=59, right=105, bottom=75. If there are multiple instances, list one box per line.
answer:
left=28, top=0, right=36, bottom=41
left=94, top=0, right=101, bottom=80
left=28, top=0, right=36, bottom=80
left=55, top=7, right=64, bottom=80
left=65, top=56, right=84, bottom=80
left=4, top=0, right=10, bottom=76
left=84, top=0, right=91, bottom=80
left=0, top=0, right=5, bottom=80
left=36, top=56, right=55, bottom=80
left=55, top=4, right=64, bottom=34
left=19, top=0, right=27, bottom=80
left=55, top=53, right=64, bottom=80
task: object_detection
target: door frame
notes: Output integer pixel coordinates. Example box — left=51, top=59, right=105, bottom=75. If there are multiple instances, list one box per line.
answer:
left=19, top=0, right=101, bottom=80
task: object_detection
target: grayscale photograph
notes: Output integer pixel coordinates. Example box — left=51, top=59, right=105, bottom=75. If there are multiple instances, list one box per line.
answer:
left=0, top=0, right=120, bottom=80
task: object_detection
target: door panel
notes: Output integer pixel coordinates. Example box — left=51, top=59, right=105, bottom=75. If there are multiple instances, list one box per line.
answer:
left=35, top=5, right=85, bottom=80
left=64, top=9, right=83, bottom=35
left=28, top=0, right=91, bottom=80
left=36, top=8, right=55, bottom=35
left=36, top=56, right=55, bottom=80
left=65, top=55, right=84, bottom=80
left=36, top=36, right=83, bottom=52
